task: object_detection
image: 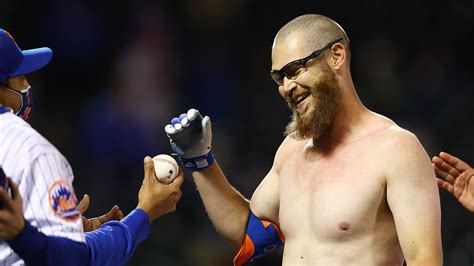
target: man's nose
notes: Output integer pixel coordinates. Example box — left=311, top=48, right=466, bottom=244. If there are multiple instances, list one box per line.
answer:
left=281, top=77, right=297, bottom=95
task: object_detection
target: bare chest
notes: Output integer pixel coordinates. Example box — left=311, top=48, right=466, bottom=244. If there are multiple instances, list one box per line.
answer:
left=278, top=148, right=389, bottom=241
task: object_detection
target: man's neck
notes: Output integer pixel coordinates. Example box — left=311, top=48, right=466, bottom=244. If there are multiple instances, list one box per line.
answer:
left=311, top=84, right=371, bottom=153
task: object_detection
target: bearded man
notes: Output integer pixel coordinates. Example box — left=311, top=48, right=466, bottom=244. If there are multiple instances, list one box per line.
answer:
left=164, top=14, right=443, bottom=266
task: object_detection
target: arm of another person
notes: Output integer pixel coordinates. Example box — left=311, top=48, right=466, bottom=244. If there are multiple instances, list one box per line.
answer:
left=386, top=130, right=442, bottom=265
left=432, top=152, right=474, bottom=212
left=0, top=157, right=183, bottom=266
left=87, top=156, right=183, bottom=265
left=77, top=194, right=124, bottom=232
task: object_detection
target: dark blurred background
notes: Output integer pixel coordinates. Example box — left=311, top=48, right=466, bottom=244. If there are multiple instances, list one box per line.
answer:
left=1, top=0, right=473, bottom=265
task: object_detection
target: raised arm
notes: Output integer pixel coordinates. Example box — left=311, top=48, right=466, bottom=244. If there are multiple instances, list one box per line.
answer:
left=386, top=130, right=442, bottom=266
left=165, top=109, right=283, bottom=254
left=165, top=109, right=249, bottom=247
left=193, top=163, right=250, bottom=247
left=432, top=152, right=474, bottom=212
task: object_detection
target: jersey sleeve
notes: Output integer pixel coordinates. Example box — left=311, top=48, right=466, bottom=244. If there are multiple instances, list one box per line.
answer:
left=7, top=208, right=150, bottom=266
left=86, top=208, right=151, bottom=266
left=7, top=220, right=89, bottom=266
left=21, top=152, right=84, bottom=243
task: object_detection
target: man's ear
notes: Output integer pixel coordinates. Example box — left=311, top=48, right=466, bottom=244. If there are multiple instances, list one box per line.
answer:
left=329, top=43, right=346, bottom=70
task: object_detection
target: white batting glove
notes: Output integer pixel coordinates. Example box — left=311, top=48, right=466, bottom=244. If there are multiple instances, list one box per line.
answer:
left=165, top=108, right=214, bottom=171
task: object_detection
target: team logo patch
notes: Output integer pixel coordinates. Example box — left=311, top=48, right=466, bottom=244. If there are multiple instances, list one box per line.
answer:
left=48, top=180, right=80, bottom=222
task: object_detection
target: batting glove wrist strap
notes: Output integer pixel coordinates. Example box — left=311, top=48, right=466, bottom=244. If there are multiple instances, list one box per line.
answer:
left=179, top=152, right=215, bottom=171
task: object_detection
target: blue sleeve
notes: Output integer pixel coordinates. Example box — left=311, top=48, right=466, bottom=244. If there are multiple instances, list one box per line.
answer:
left=7, top=220, right=89, bottom=266
left=86, top=208, right=150, bottom=266
left=7, top=208, right=150, bottom=266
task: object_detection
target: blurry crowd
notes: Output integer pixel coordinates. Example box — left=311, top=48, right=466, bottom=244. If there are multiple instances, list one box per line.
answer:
left=1, top=0, right=473, bottom=265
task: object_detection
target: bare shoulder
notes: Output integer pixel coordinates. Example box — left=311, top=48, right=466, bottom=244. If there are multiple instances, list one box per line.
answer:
left=374, top=124, right=434, bottom=183
left=363, top=112, right=424, bottom=154
left=378, top=125, right=426, bottom=157
left=362, top=113, right=430, bottom=171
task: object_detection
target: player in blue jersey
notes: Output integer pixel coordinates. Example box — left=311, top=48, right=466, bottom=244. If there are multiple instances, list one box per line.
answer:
left=0, top=28, right=184, bottom=265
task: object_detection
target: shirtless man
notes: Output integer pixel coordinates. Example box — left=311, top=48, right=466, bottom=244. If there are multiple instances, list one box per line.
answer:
left=165, top=14, right=442, bottom=265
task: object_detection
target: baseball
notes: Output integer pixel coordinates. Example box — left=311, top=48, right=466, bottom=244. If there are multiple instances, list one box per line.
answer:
left=152, top=154, right=179, bottom=184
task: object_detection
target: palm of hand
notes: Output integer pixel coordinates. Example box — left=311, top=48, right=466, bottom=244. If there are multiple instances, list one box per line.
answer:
left=453, top=169, right=474, bottom=212
left=433, top=152, right=474, bottom=212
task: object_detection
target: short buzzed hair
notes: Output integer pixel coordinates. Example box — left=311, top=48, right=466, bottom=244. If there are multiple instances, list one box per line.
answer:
left=274, top=14, right=350, bottom=56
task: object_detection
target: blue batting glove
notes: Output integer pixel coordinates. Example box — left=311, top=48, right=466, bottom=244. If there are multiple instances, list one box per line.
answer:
left=165, top=109, right=214, bottom=171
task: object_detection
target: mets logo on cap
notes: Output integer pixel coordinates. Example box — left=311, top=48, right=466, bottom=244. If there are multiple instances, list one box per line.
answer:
left=48, top=180, right=81, bottom=222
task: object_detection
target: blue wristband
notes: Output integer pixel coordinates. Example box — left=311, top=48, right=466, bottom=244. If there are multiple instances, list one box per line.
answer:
left=180, top=152, right=215, bottom=171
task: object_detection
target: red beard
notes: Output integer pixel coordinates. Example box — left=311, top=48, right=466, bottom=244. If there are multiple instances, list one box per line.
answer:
left=285, top=63, right=341, bottom=140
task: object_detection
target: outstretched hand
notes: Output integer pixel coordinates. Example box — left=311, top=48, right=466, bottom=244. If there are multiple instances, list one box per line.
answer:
left=78, top=194, right=124, bottom=232
left=432, top=152, right=474, bottom=212
left=0, top=178, right=25, bottom=240
left=137, top=156, right=184, bottom=223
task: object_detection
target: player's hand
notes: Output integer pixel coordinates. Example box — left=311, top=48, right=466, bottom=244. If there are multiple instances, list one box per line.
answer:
left=137, top=156, right=184, bottom=222
left=0, top=178, right=25, bottom=240
left=165, top=108, right=214, bottom=171
left=78, top=194, right=124, bottom=232
left=432, top=152, right=474, bottom=212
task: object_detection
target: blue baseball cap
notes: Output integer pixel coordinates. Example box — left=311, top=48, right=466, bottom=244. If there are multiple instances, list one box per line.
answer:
left=0, top=28, right=53, bottom=82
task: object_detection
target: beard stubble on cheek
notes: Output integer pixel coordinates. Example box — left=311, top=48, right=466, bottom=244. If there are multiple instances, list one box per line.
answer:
left=284, top=63, right=341, bottom=140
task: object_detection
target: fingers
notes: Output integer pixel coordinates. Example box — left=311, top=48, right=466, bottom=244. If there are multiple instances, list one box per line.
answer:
left=202, top=116, right=212, bottom=134
left=169, top=168, right=184, bottom=188
left=143, top=156, right=154, bottom=185
left=179, top=113, right=189, bottom=127
left=82, top=217, right=92, bottom=232
left=165, top=115, right=186, bottom=135
left=98, top=205, right=123, bottom=223
left=453, top=171, right=472, bottom=199
left=439, top=151, right=471, bottom=172
left=171, top=117, right=183, bottom=131
left=7, top=178, right=20, bottom=202
left=432, top=156, right=461, bottom=179
left=77, top=194, right=90, bottom=214
left=165, top=124, right=176, bottom=135
left=117, top=209, right=124, bottom=220
left=436, top=178, right=454, bottom=194
left=433, top=163, right=456, bottom=184
left=165, top=108, right=201, bottom=136
left=0, top=187, right=13, bottom=211
left=187, top=108, right=199, bottom=121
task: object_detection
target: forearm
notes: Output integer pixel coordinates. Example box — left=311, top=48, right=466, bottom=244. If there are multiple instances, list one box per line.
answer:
left=8, top=209, right=149, bottom=266
left=7, top=220, right=89, bottom=266
left=86, top=208, right=150, bottom=266
left=193, top=162, right=250, bottom=247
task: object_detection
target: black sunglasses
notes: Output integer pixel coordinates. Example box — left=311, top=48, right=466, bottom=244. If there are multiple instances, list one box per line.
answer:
left=270, top=38, right=343, bottom=86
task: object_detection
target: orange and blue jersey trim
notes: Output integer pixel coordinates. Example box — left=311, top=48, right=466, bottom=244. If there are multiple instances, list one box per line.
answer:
left=233, top=212, right=285, bottom=266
